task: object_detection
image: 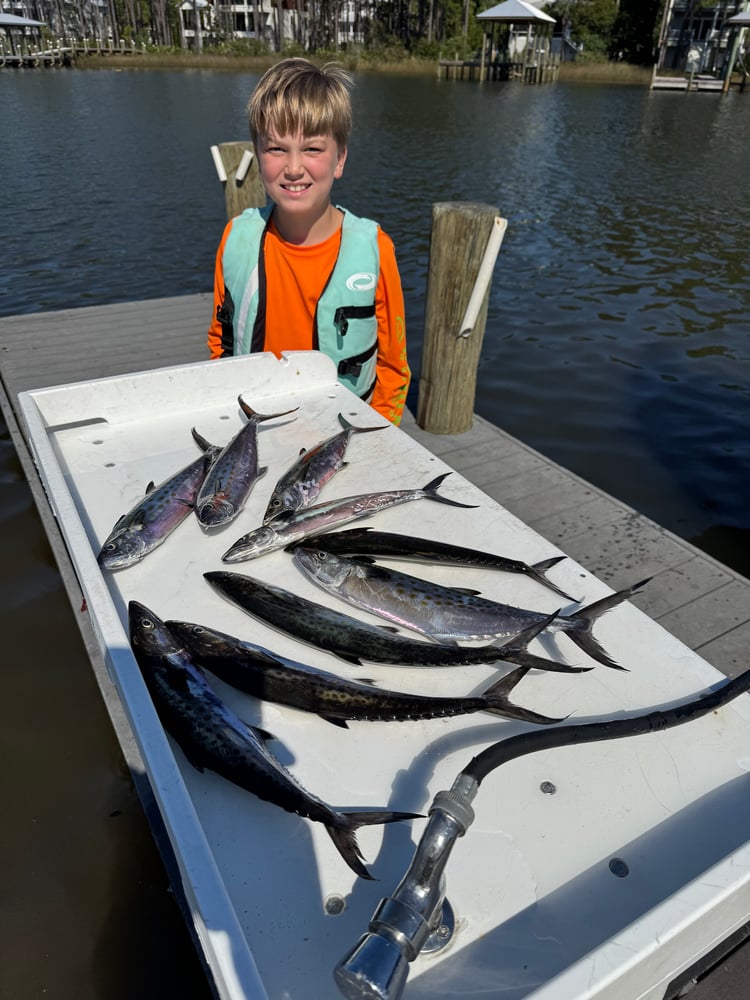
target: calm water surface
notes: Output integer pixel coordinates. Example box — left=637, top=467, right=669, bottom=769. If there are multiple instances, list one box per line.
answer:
left=1, top=68, right=748, bottom=998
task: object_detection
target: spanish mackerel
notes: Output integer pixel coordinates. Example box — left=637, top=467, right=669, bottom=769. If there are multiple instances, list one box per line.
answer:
left=296, top=526, right=577, bottom=601
left=293, top=547, right=650, bottom=671
left=97, top=429, right=220, bottom=571
left=165, top=618, right=565, bottom=726
left=263, top=412, right=386, bottom=523
left=194, top=396, right=298, bottom=527
left=203, top=571, right=588, bottom=673
left=128, top=601, right=419, bottom=880
left=222, top=472, right=477, bottom=563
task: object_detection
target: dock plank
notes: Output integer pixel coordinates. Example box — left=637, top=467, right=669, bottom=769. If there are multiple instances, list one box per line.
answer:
left=2, top=294, right=750, bottom=1000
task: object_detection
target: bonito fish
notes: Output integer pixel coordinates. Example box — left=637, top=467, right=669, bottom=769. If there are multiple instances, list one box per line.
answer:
left=165, top=618, right=565, bottom=726
left=203, top=571, right=588, bottom=673
left=222, top=472, right=478, bottom=563
left=194, top=396, right=298, bottom=528
left=128, top=601, right=419, bottom=880
left=263, top=412, right=386, bottom=523
left=97, top=429, right=220, bottom=571
left=293, top=547, right=650, bottom=671
left=296, top=527, right=577, bottom=601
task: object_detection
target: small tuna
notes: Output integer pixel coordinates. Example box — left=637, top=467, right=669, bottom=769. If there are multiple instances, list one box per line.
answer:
left=195, top=396, right=297, bottom=528
left=263, top=412, right=387, bottom=523
left=128, top=601, right=420, bottom=880
left=97, top=429, right=220, bottom=571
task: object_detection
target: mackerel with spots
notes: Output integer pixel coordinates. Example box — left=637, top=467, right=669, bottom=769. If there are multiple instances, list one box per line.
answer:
left=203, top=570, right=587, bottom=673
left=221, top=471, right=477, bottom=563
left=97, top=429, right=221, bottom=571
left=295, top=526, right=577, bottom=601
left=292, top=547, right=650, bottom=671
left=263, top=412, right=386, bottom=523
left=128, top=601, right=420, bottom=880
left=165, top=617, right=565, bottom=726
left=194, top=396, right=298, bottom=528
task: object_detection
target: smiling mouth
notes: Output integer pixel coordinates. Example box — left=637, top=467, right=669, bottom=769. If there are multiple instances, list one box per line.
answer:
left=283, top=184, right=310, bottom=193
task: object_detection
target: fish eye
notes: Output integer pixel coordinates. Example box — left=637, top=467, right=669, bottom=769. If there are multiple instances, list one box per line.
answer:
left=192, top=626, right=204, bottom=635
left=106, top=542, right=116, bottom=551
left=142, top=617, right=155, bottom=630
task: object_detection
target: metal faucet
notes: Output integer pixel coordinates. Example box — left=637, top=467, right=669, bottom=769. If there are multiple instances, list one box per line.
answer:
left=334, top=772, right=479, bottom=1000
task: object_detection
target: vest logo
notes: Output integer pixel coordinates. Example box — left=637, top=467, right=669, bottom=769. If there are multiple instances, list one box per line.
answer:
left=346, top=272, right=377, bottom=292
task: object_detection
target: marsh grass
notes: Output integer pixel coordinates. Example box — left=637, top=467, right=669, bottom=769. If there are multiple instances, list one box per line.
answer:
left=76, top=48, right=654, bottom=86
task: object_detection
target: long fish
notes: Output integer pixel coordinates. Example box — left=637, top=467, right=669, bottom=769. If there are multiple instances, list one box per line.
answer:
left=292, top=546, right=650, bottom=671
left=295, top=527, right=577, bottom=602
left=165, top=618, right=565, bottom=726
left=97, top=429, right=220, bottom=571
left=263, top=412, right=386, bottom=523
left=194, top=396, right=298, bottom=528
left=222, top=472, right=478, bottom=563
left=203, top=571, right=589, bottom=673
left=128, top=601, right=420, bottom=880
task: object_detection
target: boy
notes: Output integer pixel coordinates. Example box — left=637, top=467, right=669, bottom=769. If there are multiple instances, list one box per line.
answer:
left=207, top=58, right=411, bottom=425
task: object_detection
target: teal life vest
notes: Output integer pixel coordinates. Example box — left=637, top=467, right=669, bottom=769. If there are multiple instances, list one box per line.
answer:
left=216, top=205, right=380, bottom=401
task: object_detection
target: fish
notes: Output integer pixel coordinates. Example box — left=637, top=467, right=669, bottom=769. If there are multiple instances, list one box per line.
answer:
left=203, top=570, right=589, bottom=673
left=292, top=546, right=650, bottom=671
left=263, top=412, right=387, bottom=523
left=97, top=428, right=221, bottom=571
left=165, top=618, right=566, bottom=726
left=294, top=526, right=577, bottom=602
left=194, top=396, right=298, bottom=528
left=221, top=472, right=478, bottom=563
left=128, top=600, right=420, bottom=880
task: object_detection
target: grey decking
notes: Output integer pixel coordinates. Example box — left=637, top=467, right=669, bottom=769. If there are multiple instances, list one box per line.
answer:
left=1, top=292, right=749, bottom=999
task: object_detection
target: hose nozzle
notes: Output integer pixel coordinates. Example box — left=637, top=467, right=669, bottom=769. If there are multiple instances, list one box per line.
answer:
left=334, top=774, right=478, bottom=1000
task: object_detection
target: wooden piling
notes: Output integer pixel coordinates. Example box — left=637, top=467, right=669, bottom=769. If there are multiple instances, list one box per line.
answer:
left=214, top=141, right=267, bottom=220
left=417, top=201, right=504, bottom=435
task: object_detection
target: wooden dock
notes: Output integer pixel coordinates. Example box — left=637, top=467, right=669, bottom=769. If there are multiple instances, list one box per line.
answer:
left=1, top=292, right=749, bottom=998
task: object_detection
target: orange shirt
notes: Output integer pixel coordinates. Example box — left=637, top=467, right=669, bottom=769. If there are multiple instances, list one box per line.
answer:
left=208, top=215, right=410, bottom=424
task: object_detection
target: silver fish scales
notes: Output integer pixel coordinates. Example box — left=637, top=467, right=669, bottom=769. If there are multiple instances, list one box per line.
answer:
left=292, top=547, right=651, bottom=671
left=97, top=429, right=220, bottom=571
left=262, top=412, right=386, bottom=523
left=195, top=396, right=297, bottom=528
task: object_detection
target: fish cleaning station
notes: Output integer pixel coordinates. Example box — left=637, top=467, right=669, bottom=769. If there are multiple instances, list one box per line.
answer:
left=1, top=193, right=750, bottom=1000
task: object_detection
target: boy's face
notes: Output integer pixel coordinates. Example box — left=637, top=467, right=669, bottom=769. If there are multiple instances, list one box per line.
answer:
left=256, top=128, right=347, bottom=221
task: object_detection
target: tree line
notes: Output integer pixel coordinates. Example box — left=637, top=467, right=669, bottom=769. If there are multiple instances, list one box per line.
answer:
left=30, top=0, right=663, bottom=66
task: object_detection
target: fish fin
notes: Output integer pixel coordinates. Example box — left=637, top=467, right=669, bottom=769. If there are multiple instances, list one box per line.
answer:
left=257, top=465, right=268, bottom=480
left=482, top=668, right=566, bottom=725
left=238, top=396, right=299, bottom=422
left=191, top=427, right=218, bottom=453
left=321, top=715, right=350, bottom=728
left=144, top=481, right=155, bottom=494
left=329, top=810, right=423, bottom=880
left=247, top=724, right=276, bottom=743
left=527, top=557, right=579, bottom=602
left=563, top=578, right=651, bottom=670
left=423, top=472, right=478, bottom=510
left=488, top=610, right=589, bottom=673
left=334, top=652, right=365, bottom=666
left=175, top=497, right=195, bottom=509
left=350, top=555, right=377, bottom=565
left=299, top=446, right=307, bottom=456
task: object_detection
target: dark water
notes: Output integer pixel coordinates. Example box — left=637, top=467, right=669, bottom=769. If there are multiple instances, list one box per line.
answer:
left=1, top=68, right=748, bottom=998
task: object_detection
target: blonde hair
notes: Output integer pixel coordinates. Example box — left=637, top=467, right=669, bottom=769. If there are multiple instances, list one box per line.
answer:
left=248, top=58, right=353, bottom=150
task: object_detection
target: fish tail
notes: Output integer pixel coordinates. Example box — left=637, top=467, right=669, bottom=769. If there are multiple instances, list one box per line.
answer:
left=329, top=810, right=422, bottom=880
left=490, top=610, right=589, bottom=674
left=423, top=472, right=478, bottom=510
left=564, top=577, right=651, bottom=670
left=338, top=412, right=385, bottom=435
left=482, top=667, right=566, bottom=725
left=237, top=396, right=299, bottom=422
left=527, top=556, right=579, bottom=602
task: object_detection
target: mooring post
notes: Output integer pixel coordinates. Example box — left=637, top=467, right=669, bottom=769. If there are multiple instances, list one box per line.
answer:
left=210, top=141, right=267, bottom=220
left=417, top=202, right=507, bottom=434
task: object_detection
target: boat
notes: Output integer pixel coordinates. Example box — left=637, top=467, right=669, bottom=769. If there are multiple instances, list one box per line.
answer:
left=18, top=349, right=750, bottom=999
